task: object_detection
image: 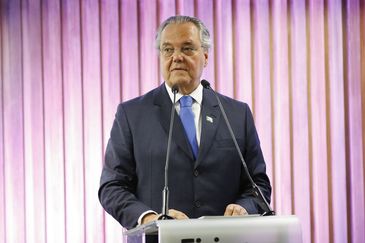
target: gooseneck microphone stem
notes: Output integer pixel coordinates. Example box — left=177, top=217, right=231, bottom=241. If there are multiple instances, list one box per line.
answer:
left=201, top=80, right=275, bottom=216
left=159, top=85, right=179, bottom=220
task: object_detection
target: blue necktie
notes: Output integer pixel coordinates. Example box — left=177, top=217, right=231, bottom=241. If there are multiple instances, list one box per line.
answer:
left=179, top=96, right=198, bottom=159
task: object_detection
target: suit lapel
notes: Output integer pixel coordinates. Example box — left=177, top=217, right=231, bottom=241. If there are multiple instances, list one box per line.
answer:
left=195, top=88, right=221, bottom=168
left=154, top=84, right=194, bottom=160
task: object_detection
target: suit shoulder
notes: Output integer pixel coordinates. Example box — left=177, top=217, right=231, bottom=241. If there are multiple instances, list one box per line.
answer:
left=116, top=86, right=161, bottom=112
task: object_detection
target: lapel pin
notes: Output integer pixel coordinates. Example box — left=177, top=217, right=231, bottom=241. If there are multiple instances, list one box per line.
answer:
left=206, top=116, right=213, bottom=123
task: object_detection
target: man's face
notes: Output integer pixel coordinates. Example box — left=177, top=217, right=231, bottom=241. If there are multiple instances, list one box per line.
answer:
left=159, top=22, right=208, bottom=95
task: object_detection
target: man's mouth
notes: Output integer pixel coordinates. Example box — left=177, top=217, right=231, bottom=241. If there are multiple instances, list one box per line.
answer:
left=171, top=68, right=187, bottom=71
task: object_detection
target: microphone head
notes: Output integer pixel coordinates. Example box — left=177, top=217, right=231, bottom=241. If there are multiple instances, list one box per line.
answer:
left=171, top=84, right=179, bottom=94
left=201, top=79, right=211, bottom=89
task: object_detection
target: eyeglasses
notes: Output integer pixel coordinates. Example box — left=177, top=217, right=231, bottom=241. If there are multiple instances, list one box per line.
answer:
left=160, top=46, right=201, bottom=58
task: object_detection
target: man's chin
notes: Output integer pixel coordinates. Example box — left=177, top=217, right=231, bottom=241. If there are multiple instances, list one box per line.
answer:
left=167, top=80, right=199, bottom=94
left=167, top=78, right=190, bottom=87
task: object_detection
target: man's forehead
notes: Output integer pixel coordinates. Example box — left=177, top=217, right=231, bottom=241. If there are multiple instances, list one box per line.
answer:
left=160, top=23, right=200, bottom=45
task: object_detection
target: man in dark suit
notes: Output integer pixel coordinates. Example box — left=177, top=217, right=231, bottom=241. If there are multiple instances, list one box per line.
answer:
left=98, top=15, right=272, bottom=230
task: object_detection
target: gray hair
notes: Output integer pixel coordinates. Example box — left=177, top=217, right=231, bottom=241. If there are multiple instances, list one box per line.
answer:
left=155, top=15, right=211, bottom=51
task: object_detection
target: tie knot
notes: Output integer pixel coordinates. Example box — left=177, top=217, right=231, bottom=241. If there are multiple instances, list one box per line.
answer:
left=180, top=96, right=193, bottom=107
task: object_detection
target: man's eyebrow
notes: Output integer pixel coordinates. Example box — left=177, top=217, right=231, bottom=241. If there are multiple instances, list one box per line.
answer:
left=161, top=40, right=195, bottom=46
left=161, top=43, right=172, bottom=47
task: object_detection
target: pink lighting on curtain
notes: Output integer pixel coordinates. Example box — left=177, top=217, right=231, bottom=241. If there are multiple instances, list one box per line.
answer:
left=1, top=0, right=364, bottom=243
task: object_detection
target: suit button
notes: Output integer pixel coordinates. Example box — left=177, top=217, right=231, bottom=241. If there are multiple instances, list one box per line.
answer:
left=194, top=169, right=199, bottom=177
left=195, top=200, right=201, bottom=208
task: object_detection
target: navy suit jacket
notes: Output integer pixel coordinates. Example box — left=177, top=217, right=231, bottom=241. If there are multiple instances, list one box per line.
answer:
left=99, top=83, right=271, bottom=229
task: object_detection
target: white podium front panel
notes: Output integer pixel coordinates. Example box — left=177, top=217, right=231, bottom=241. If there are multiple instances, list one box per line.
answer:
left=124, top=215, right=302, bottom=243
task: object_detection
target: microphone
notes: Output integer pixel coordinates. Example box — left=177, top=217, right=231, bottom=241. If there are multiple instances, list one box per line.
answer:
left=201, top=80, right=275, bottom=216
left=159, top=84, right=179, bottom=220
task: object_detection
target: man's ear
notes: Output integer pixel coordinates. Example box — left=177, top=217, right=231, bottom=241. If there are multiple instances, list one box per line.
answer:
left=204, top=52, right=208, bottom=67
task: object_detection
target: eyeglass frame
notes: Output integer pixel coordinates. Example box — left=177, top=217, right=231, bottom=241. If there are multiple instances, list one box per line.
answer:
left=159, top=44, right=204, bottom=58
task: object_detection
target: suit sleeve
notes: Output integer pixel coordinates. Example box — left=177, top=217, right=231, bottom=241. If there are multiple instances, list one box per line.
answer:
left=98, top=104, right=151, bottom=229
left=235, top=104, right=272, bottom=214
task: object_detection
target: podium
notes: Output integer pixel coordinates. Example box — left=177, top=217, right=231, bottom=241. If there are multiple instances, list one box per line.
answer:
left=123, top=215, right=302, bottom=243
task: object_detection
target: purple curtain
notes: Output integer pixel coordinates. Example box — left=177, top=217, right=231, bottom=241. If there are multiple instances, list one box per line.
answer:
left=1, top=0, right=364, bottom=242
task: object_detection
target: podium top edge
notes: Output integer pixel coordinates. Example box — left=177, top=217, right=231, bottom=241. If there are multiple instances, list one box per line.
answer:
left=123, top=215, right=301, bottom=237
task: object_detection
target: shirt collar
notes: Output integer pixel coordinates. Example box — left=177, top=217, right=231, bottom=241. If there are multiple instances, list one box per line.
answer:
left=165, top=82, right=203, bottom=105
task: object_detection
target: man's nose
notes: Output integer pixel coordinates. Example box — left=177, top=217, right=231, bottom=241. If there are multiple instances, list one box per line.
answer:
left=172, top=49, right=184, bottom=62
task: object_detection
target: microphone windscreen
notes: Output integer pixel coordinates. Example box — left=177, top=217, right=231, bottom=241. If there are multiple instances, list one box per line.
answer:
left=172, top=84, right=179, bottom=94
left=201, top=79, right=211, bottom=89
